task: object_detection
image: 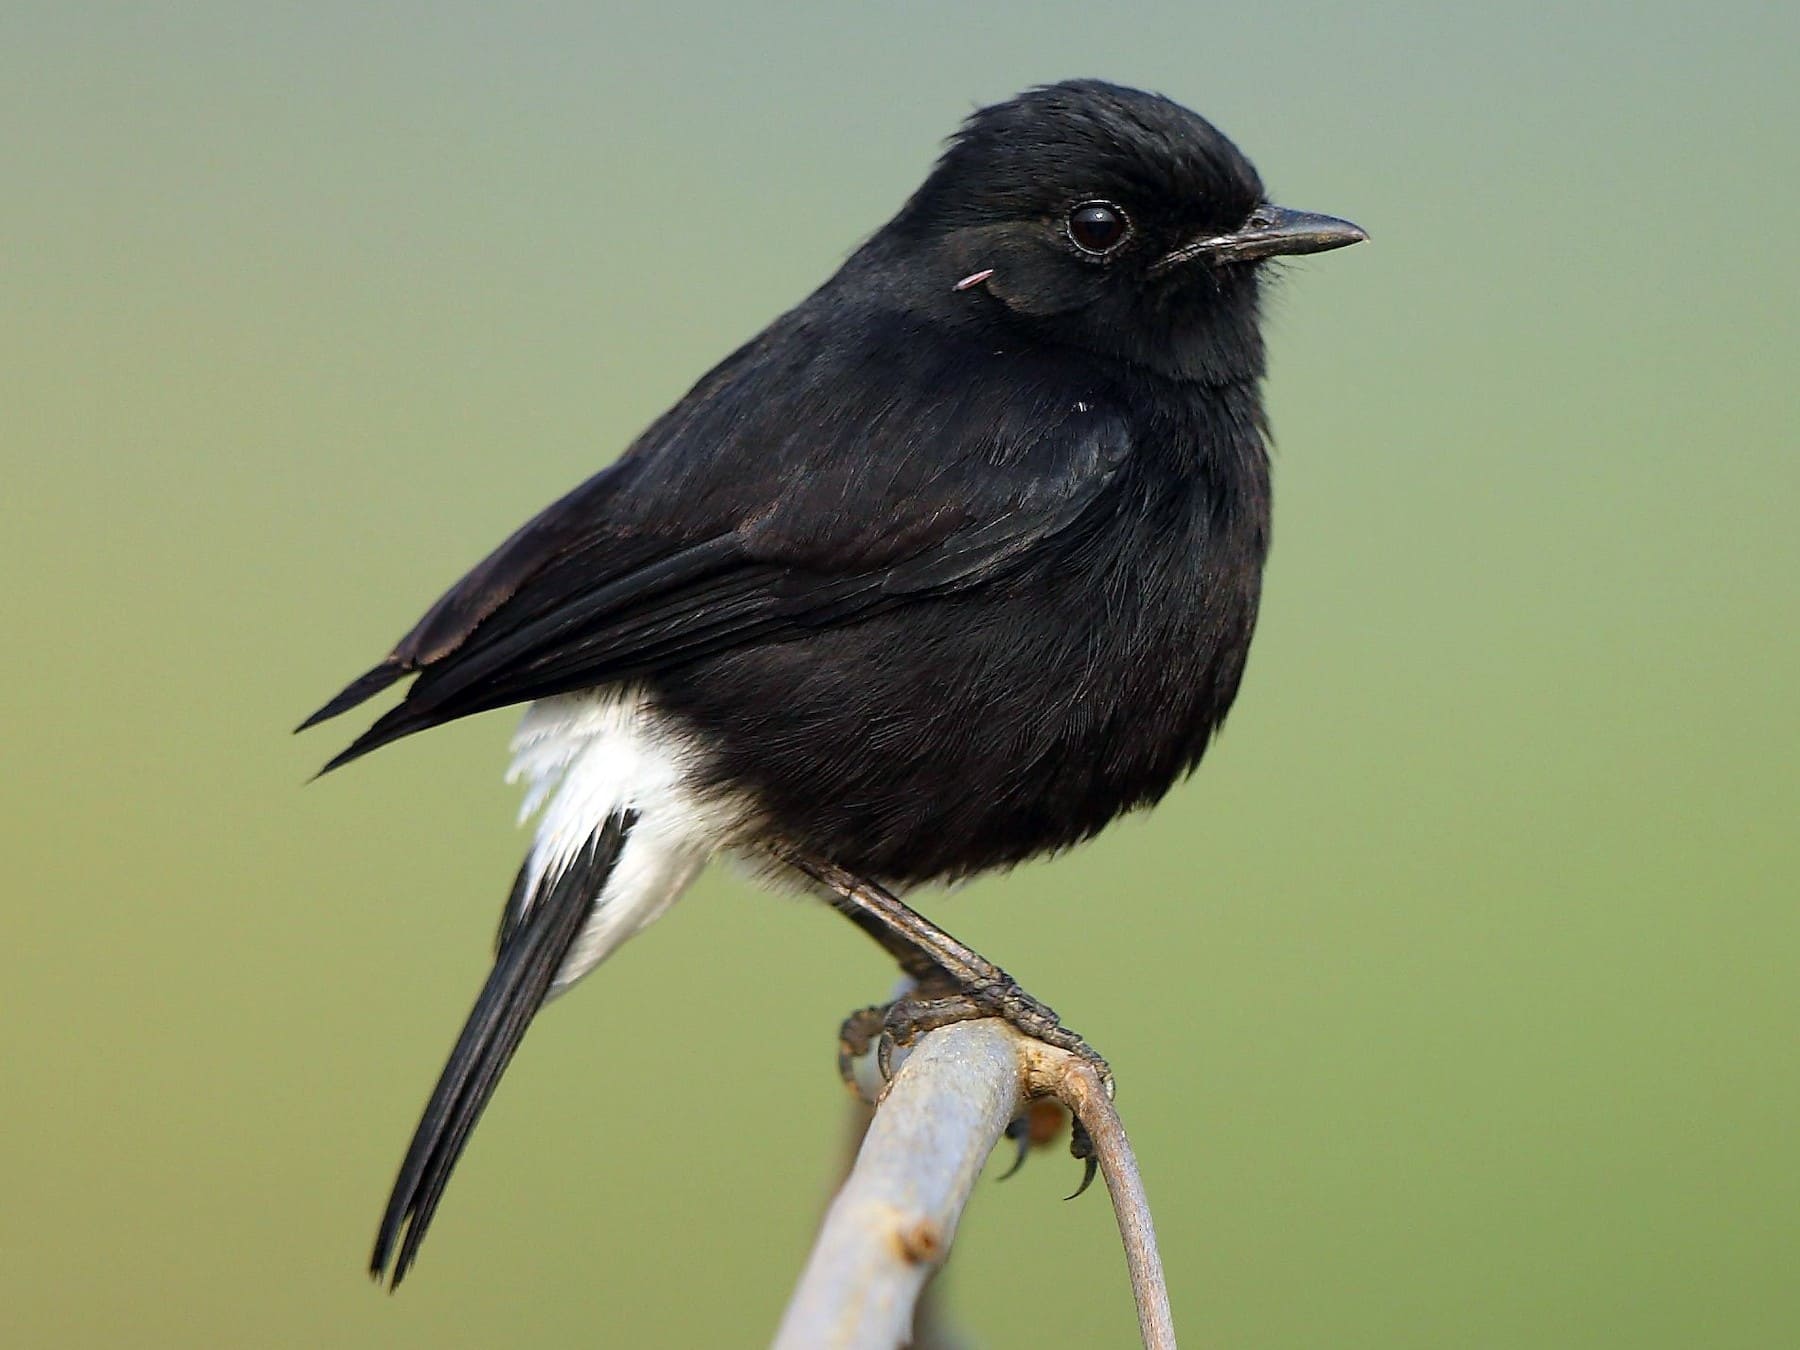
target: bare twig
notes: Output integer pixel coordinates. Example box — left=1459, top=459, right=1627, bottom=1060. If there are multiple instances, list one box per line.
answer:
left=827, top=1095, right=973, bottom=1350
left=773, top=1019, right=1176, bottom=1349
left=1027, top=1043, right=1176, bottom=1350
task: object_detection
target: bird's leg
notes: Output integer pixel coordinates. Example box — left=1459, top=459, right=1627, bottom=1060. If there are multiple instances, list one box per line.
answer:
left=789, top=853, right=1112, bottom=1098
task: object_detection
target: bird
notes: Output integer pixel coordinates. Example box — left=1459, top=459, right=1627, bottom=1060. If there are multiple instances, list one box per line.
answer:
left=300, top=78, right=1365, bottom=1288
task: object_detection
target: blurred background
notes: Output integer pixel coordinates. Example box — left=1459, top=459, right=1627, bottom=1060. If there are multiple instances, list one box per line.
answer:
left=5, top=2, right=1795, bottom=1346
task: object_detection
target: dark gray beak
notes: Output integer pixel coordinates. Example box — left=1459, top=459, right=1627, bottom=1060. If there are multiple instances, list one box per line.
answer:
left=1153, top=205, right=1368, bottom=271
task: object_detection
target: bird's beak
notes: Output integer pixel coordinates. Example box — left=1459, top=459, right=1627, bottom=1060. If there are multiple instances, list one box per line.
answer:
left=1152, top=205, right=1368, bottom=272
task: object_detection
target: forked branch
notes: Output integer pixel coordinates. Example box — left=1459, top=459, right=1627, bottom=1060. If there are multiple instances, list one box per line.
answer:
left=773, top=1019, right=1176, bottom=1349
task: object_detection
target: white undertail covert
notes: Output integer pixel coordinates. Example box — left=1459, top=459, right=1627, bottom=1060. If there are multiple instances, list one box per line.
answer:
left=507, top=690, right=741, bottom=993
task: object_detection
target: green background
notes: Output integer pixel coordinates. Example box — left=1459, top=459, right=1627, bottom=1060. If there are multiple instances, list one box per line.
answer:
left=5, top=3, right=1795, bottom=1346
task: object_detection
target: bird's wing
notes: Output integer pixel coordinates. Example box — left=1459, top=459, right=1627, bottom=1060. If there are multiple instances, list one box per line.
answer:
left=302, top=313, right=1130, bottom=771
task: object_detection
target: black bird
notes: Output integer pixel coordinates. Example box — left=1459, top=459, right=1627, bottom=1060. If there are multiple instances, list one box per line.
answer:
left=302, top=78, right=1364, bottom=1287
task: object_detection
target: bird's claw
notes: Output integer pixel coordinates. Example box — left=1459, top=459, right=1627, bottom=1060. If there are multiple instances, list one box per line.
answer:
left=996, top=1096, right=1085, bottom=1185
left=997, top=1116, right=1032, bottom=1181
left=837, top=980, right=1109, bottom=1199
left=1065, top=1114, right=1099, bottom=1199
left=835, top=1005, right=890, bottom=1095
left=836, top=993, right=977, bottom=1094
left=859, top=981, right=1109, bottom=1078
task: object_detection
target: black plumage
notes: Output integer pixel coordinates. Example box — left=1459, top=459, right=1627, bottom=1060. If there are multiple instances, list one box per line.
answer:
left=304, top=79, right=1364, bottom=1286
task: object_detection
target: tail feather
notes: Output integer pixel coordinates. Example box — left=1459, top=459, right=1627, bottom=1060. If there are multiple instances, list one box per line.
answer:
left=313, top=701, right=438, bottom=777
left=370, top=811, right=636, bottom=1288
left=295, top=659, right=407, bottom=733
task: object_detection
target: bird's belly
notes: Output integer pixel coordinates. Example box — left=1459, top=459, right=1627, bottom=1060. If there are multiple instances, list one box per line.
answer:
left=653, top=543, right=1261, bottom=883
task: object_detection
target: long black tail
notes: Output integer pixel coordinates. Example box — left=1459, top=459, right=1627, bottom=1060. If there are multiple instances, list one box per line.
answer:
left=370, top=811, right=636, bottom=1288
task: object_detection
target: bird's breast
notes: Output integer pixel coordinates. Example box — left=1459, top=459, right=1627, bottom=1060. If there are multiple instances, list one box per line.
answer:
left=654, top=407, right=1271, bottom=884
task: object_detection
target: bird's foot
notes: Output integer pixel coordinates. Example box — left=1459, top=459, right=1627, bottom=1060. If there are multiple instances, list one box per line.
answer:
left=839, top=979, right=1109, bottom=1086
left=835, top=975, right=1111, bottom=1193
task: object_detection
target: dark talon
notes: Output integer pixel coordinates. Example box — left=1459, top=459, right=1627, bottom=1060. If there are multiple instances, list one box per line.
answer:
left=1066, top=1154, right=1099, bottom=1200
left=833, top=968, right=1113, bottom=1158
left=876, top=1033, right=897, bottom=1082
left=996, top=1117, right=1031, bottom=1181
left=1066, top=1115, right=1098, bottom=1199
left=836, top=1005, right=890, bottom=1096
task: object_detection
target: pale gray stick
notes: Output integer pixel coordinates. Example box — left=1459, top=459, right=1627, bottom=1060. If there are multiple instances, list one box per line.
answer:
left=773, top=1020, right=1177, bottom=1350
left=774, top=1021, right=1020, bottom=1349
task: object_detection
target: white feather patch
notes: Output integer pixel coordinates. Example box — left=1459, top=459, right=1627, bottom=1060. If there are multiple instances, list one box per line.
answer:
left=506, top=690, right=741, bottom=993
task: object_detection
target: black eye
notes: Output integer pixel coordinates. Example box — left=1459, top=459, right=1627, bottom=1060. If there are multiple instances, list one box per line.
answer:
left=1067, top=201, right=1130, bottom=255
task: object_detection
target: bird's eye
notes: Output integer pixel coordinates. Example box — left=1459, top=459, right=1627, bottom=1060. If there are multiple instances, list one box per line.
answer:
left=1067, top=201, right=1130, bottom=256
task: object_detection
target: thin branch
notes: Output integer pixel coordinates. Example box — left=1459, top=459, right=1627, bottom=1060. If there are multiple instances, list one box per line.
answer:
left=773, top=1019, right=1176, bottom=1350
left=1026, top=1043, right=1176, bottom=1350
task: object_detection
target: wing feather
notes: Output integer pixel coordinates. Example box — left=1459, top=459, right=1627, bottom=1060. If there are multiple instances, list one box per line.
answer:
left=304, top=314, right=1131, bottom=772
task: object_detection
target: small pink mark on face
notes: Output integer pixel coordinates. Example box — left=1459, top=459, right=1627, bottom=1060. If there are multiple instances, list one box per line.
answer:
left=952, top=268, right=995, bottom=292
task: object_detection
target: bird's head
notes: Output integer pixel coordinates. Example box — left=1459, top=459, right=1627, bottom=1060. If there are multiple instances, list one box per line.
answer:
left=883, top=80, right=1366, bottom=382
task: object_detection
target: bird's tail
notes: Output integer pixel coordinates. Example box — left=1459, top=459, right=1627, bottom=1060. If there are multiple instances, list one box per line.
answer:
left=369, top=810, right=636, bottom=1289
